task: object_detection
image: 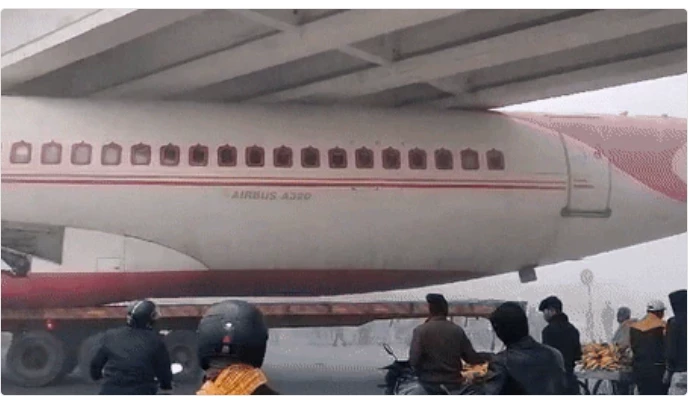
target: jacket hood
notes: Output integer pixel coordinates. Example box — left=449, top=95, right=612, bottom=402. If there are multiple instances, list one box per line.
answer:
left=669, top=290, right=687, bottom=316
left=630, top=313, right=666, bottom=333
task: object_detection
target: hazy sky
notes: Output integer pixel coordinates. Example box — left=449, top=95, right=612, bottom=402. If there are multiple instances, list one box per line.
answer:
left=499, top=73, right=688, bottom=118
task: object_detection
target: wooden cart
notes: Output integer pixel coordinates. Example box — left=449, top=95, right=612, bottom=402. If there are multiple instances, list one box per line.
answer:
left=576, top=368, right=635, bottom=395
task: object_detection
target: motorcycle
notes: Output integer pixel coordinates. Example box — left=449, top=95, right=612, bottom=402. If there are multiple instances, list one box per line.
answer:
left=379, top=343, right=483, bottom=395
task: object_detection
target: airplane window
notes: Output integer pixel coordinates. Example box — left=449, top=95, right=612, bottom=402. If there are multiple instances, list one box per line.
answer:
left=189, top=144, right=209, bottom=166
left=274, top=146, right=293, bottom=168
left=101, top=143, right=122, bottom=165
left=71, top=142, right=92, bottom=165
left=10, top=141, right=31, bottom=164
left=487, top=149, right=505, bottom=170
left=246, top=146, right=264, bottom=167
left=408, top=148, right=427, bottom=170
left=217, top=145, right=237, bottom=167
left=461, top=148, right=480, bottom=170
left=329, top=147, right=347, bottom=169
left=301, top=146, right=320, bottom=168
left=160, top=144, right=180, bottom=166
left=435, top=148, right=453, bottom=170
left=355, top=147, right=374, bottom=169
left=41, top=141, right=62, bottom=165
left=131, top=143, right=151, bottom=165
left=382, top=147, right=401, bottom=170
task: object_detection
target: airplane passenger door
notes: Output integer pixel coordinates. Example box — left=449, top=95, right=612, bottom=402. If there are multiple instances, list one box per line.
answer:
left=561, top=137, right=612, bottom=218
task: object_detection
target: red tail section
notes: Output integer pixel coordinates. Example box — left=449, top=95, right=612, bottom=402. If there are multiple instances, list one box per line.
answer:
left=509, top=113, right=687, bottom=202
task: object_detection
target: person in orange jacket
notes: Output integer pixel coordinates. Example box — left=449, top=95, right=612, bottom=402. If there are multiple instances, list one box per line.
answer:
left=630, top=300, right=668, bottom=395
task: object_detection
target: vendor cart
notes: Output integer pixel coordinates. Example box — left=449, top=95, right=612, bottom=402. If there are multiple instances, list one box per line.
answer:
left=575, top=368, right=635, bottom=395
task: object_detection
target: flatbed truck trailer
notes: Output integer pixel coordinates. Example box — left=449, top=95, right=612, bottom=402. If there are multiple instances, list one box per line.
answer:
left=1, top=299, right=520, bottom=388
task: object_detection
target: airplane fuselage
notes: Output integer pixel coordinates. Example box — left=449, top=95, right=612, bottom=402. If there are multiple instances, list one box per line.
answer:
left=1, top=97, right=686, bottom=308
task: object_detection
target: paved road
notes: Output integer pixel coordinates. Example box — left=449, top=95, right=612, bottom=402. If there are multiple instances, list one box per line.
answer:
left=2, top=365, right=384, bottom=395
left=2, top=341, right=392, bottom=395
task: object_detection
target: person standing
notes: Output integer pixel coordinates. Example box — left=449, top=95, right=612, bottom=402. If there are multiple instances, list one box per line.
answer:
left=611, top=306, right=635, bottom=348
left=538, top=296, right=582, bottom=395
left=602, top=301, right=615, bottom=341
left=630, top=300, right=668, bottom=395
left=664, top=290, right=687, bottom=395
left=611, top=306, right=636, bottom=395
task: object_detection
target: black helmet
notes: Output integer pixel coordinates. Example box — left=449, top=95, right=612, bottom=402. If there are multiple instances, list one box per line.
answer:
left=196, top=300, right=269, bottom=370
left=126, top=299, right=159, bottom=329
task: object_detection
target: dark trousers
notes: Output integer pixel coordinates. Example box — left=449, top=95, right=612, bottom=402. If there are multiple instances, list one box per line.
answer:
left=634, top=366, right=670, bottom=395
left=566, top=373, right=580, bottom=395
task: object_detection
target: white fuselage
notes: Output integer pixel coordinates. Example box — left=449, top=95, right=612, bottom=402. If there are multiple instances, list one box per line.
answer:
left=1, top=97, right=686, bottom=307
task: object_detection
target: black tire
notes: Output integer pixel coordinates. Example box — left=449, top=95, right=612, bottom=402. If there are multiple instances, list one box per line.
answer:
left=76, top=332, right=104, bottom=382
left=5, top=331, right=67, bottom=387
left=55, top=351, right=78, bottom=381
left=164, top=330, right=201, bottom=383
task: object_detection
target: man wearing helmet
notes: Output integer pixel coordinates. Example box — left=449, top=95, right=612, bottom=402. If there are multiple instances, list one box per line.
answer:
left=629, top=299, right=669, bottom=395
left=196, top=300, right=279, bottom=395
left=90, top=299, right=173, bottom=395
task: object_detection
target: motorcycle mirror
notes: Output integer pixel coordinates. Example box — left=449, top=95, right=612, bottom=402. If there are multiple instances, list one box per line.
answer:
left=382, top=343, right=397, bottom=359
left=171, top=363, right=183, bottom=375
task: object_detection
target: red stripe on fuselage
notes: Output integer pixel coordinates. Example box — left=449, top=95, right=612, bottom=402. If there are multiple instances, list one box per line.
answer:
left=1, top=177, right=592, bottom=190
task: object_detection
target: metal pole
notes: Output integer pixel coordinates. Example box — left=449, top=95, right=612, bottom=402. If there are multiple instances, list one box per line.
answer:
left=586, top=284, right=595, bottom=342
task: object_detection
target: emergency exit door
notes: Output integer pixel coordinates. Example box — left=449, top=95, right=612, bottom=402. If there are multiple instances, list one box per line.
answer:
left=561, top=137, right=612, bottom=218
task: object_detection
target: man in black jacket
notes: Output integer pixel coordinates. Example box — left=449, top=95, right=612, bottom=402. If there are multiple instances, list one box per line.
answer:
left=483, top=302, right=567, bottom=395
left=90, top=300, right=173, bottom=395
left=409, top=293, right=490, bottom=394
left=665, top=290, right=687, bottom=395
left=539, top=296, right=582, bottom=395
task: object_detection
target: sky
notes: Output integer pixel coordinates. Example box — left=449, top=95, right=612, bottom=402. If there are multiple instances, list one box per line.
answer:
left=499, top=73, right=688, bottom=118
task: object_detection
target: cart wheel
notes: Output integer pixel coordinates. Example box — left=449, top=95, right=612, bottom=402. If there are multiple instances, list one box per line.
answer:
left=578, top=380, right=590, bottom=395
left=592, top=379, right=612, bottom=395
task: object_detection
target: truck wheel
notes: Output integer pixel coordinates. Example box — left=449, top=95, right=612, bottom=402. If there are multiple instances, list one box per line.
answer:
left=55, top=351, right=78, bottom=381
left=5, top=331, right=66, bottom=387
left=165, top=330, right=201, bottom=383
left=77, top=333, right=104, bottom=381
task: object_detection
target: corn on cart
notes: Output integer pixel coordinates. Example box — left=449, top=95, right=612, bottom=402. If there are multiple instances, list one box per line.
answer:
left=576, top=343, right=634, bottom=395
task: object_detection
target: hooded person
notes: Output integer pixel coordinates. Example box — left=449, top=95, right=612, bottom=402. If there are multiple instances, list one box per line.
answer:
left=483, top=302, right=567, bottom=395
left=408, top=293, right=490, bottom=394
left=611, top=306, right=636, bottom=394
left=196, top=300, right=278, bottom=395
left=630, top=299, right=668, bottom=395
left=538, top=296, right=582, bottom=395
left=90, top=299, right=173, bottom=395
left=611, top=307, right=635, bottom=348
left=664, top=290, right=687, bottom=395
